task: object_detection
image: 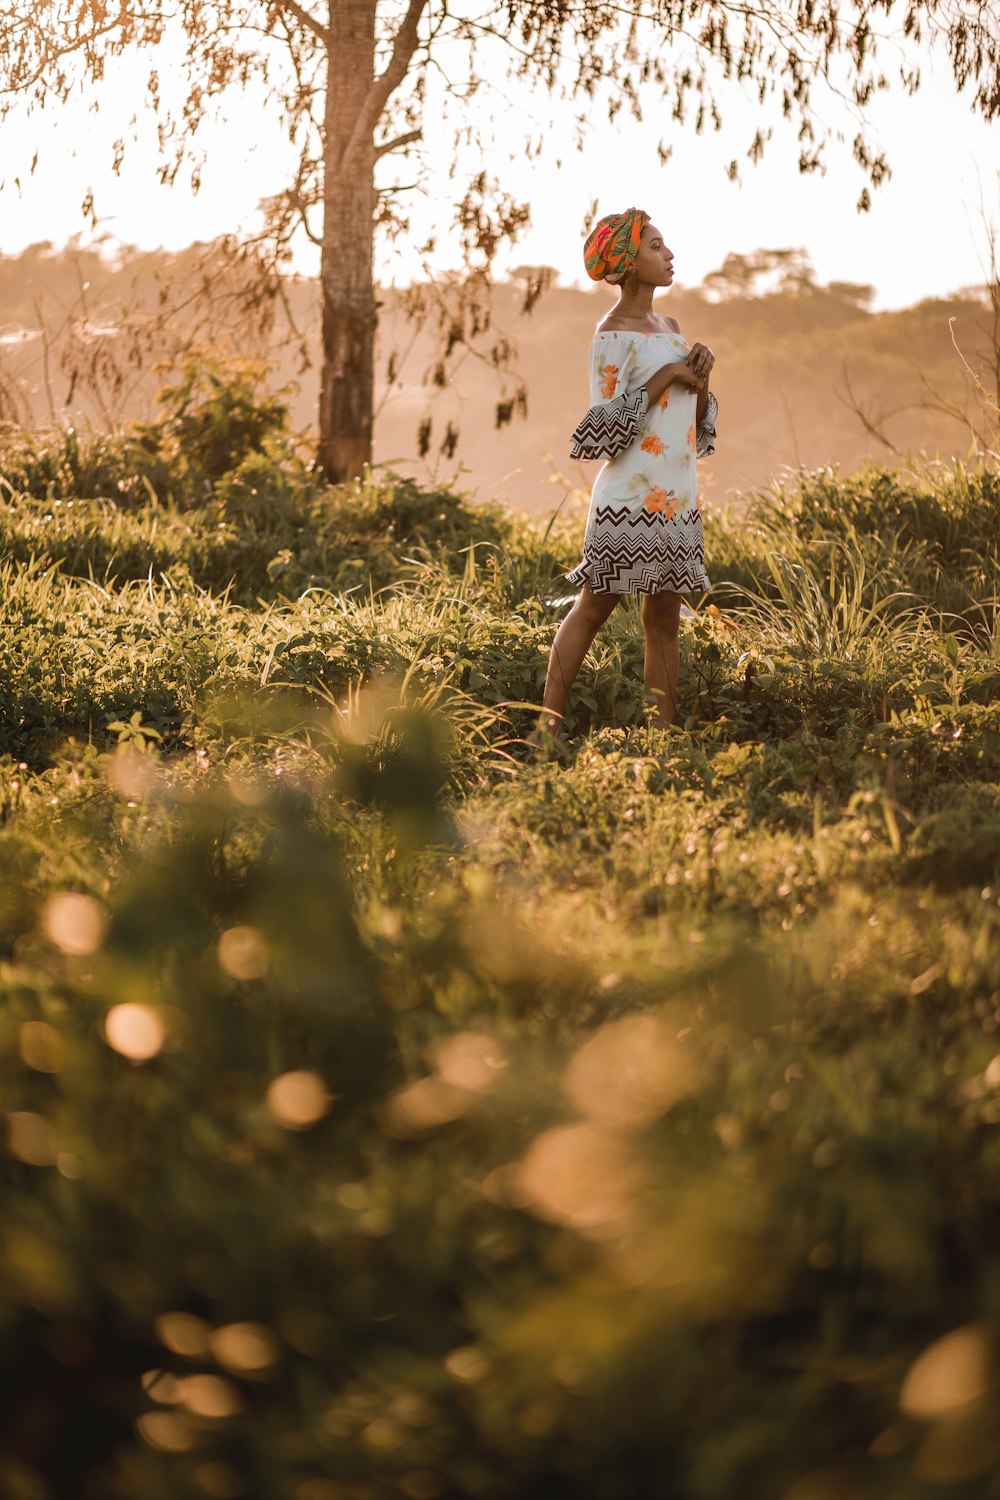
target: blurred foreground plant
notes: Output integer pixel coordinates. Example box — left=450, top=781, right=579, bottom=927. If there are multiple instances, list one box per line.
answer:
left=2, top=677, right=1000, bottom=1500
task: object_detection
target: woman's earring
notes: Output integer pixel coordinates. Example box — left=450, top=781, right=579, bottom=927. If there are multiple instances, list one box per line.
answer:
left=623, top=268, right=640, bottom=298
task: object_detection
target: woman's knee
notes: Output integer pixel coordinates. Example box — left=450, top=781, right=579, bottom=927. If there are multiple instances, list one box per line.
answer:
left=641, top=590, right=682, bottom=631
left=575, top=588, right=620, bottom=627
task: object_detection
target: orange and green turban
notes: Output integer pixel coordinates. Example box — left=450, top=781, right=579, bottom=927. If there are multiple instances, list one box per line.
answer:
left=583, top=208, right=650, bottom=284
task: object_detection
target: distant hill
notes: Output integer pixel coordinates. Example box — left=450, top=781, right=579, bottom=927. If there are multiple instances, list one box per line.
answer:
left=0, top=240, right=994, bottom=512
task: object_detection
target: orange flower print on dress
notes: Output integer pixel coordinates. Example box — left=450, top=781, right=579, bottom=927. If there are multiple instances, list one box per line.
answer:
left=657, top=388, right=671, bottom=411
left=687, top=424, right=696, bottom=449
left=640, top=433, right=665, bottom=456
left=644, top=492, right=677, bottom=522
left=600, top=363, right=620, bottom=399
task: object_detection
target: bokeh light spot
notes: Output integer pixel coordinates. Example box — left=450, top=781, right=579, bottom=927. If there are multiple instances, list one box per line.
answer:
left=515, top=1122, right=646, bottom=1234
left=19, top=1021, right=65, bottom=1074
left=225, top=773, right=269, bottom=808
left=361, top=1417, right=407, bottom=1451
left=105, top=745, right=161, bottom=798
left=142, top=1368, right=182, bottom=1404
left=217, top=925, right=270, bottom=981
left=177, top=1373, right=244, bottom=1418
left=383, top=1077, right=471, bottom=1136
left=42, top=892, right=107, bottom=955
left=209, top=1321, right=280, bottom=1373
left=104, top=1003, right=165, bottom=1062
left=265, top=1071, right=331, bottom=1130
left=8, top=1111, right=57, bottom=1167
left=136, top=1410, right=195, bottom=1452
left=434, top=1031, right=507, bottom=1091
left=564, top=1011, right=698, bottom=1128
left=444, top=1346, right=489, bottom=1383
left=900, top=1322, right=994, bottom=1419
left=156, top=1311, right=211, bottom=1359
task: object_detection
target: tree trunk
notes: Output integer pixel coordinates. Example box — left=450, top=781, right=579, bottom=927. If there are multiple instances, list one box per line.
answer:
left=318, top=0, right=378, bottom=484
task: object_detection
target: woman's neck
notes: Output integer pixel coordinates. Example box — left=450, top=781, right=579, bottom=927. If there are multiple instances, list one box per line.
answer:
left=614, top=284, right=656, bottom=320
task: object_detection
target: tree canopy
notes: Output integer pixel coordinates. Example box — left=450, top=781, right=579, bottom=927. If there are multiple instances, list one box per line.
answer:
left=2, top=1, right=999, bottom=476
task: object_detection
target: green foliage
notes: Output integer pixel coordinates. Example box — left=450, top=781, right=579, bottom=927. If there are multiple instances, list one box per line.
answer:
left=155, top=350, right=292, bottom=494
left=0, top=418, right=176, bottom=507
left=712, top=461, right=1000, bottom=629
left=0, top=351, right=299, bottom=514
left=2, top=421, right=1000, bottom=1497
left=0, top=350, right=547, bottom=602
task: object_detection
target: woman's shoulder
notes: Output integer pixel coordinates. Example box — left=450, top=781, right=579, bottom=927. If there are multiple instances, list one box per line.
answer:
left=592, top=321, right=640, bottom=340
left=592, top=313, right=681, bottom=336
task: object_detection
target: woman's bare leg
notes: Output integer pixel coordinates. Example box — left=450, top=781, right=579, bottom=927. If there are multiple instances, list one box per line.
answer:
left=528, top=586, right=621, bottom=743
left=641, top=590, right=682, bottom=727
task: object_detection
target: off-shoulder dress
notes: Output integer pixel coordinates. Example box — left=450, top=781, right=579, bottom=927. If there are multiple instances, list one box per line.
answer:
left=564, top=326, right=712, bottom=595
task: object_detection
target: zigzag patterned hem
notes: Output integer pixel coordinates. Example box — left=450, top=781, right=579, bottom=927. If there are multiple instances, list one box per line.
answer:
left=563, top=555, right=712, bottom=596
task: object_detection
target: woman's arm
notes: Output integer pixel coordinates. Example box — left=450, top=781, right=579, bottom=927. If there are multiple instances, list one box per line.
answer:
left=686, top=343, right=715, bottom=426
left=642, top=360, right=702, bottom=407
left=571, top=336, right=712, bottom=463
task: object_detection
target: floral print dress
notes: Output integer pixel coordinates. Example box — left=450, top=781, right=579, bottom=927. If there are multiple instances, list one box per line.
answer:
left=564, top=327, right=711, bottom=595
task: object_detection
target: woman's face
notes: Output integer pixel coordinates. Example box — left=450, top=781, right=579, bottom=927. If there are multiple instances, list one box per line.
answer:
left=634, top=225, right=674, bottom=287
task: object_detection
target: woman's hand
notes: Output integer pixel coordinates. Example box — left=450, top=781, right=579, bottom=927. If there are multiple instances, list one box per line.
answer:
left=643, top=357, right=708, bottom=409
left=686, top=343, right=716, bottom=382
left=662, top=360, right=703, bottom=388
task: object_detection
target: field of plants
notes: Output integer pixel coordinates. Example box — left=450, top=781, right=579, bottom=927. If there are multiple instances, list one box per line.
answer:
left=2, top=362, right=1000, bottom=1500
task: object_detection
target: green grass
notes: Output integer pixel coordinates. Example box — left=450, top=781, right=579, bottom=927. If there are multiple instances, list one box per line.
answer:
left=1, top=385, right=1000, bottom=1500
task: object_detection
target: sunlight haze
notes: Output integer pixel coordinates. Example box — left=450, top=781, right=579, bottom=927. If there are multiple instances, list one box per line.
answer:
left=0, top=25, right=995, bottom=309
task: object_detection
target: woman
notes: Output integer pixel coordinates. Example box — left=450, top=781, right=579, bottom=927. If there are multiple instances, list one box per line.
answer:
left=528, top=207, right=717, bottom=748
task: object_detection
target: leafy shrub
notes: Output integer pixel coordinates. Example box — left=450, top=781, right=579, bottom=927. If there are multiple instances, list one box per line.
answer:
left=155, top=349, right=293, bottom=494
left=709, top=459, right=1000, bottom=628
left=0, top=351, right=294, bottom=512
left=0, top=419, right=176, bottom=507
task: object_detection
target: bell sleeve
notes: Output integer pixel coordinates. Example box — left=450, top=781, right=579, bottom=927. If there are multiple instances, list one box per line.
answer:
left=569, top=333, right=647, bottom=462
left=696, top=390, right=718, bottom=459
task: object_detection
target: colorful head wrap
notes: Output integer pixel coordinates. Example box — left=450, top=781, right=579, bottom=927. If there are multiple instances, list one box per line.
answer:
left=583, top=208, right=651, bottom=284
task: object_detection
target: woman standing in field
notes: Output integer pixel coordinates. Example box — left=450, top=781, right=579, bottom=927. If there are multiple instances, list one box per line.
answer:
left=528, top=207, right=717, bottom=748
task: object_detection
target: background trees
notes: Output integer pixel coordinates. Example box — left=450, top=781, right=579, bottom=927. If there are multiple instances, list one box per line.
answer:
left=2, top=0, right=999, bottom=479
left=3, top=238, right=998, bottom=505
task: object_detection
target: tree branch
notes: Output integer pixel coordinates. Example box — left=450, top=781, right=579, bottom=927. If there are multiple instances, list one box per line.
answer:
left=342, top=0, right=428, bottom=165
left=0, top=12, right=140, bottom=97
left=948, top=313, right=1000, bottom=422
left=917, top=362, right=990, bottom=448
left=270, top=0, right=331, bottom=47
left=374, top=127, right=421, bottom=160
left=837, top=361, right=905, bottom=455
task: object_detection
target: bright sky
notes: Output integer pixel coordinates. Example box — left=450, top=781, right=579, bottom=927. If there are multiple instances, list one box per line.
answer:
left=0, top=15, right=996, bottom=311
